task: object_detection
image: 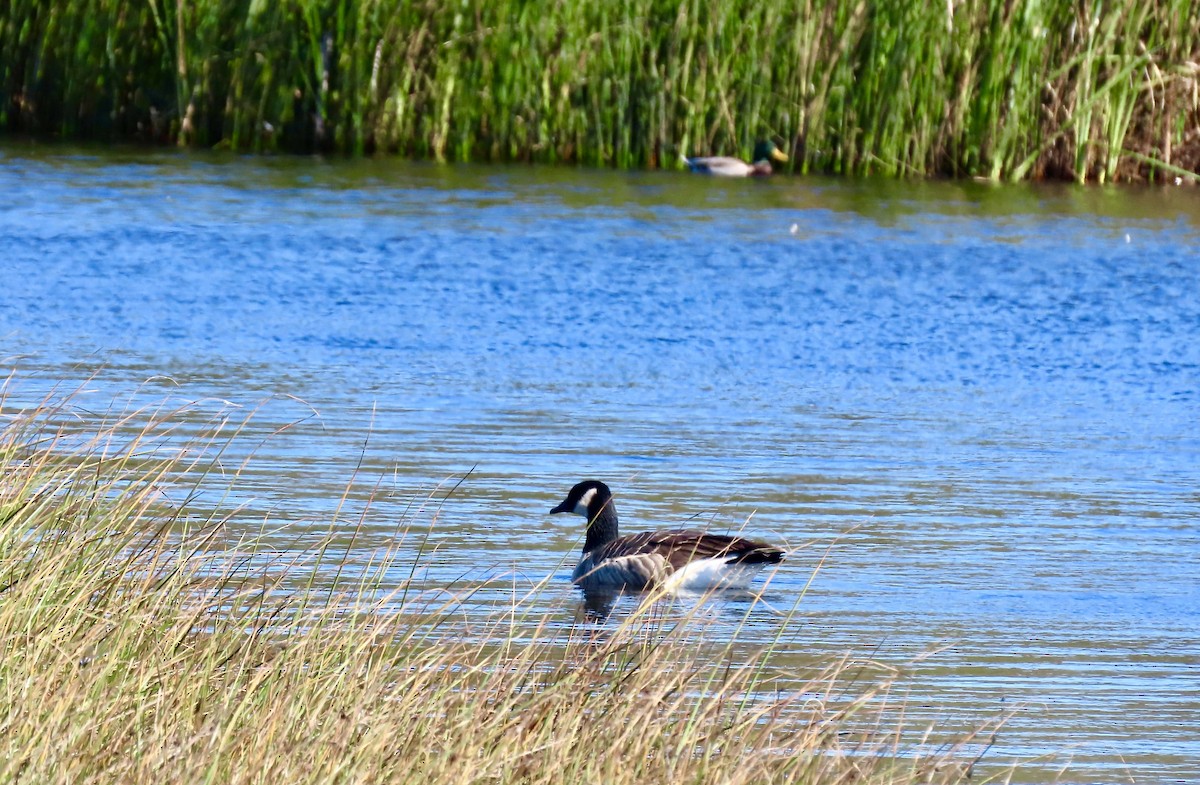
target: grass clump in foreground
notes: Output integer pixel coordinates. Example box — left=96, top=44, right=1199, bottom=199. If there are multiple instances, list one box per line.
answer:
left=0, top=394, right=999, bottom=784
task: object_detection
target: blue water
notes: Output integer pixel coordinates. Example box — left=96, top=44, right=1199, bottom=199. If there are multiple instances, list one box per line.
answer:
left=2, top=145, right=1199, bottom=782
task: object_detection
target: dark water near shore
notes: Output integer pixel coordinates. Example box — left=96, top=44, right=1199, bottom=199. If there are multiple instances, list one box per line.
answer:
left=2, top=143, right=1199, bottom=783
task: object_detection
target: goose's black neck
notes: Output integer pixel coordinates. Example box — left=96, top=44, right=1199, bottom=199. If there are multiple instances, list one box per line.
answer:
left=583, top=500, right=619, bottom=554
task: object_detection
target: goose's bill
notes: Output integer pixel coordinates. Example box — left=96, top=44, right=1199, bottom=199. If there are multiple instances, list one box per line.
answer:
left=771, top=148, right=789, bottom=163
left=550, top=500, right=571, bottom=514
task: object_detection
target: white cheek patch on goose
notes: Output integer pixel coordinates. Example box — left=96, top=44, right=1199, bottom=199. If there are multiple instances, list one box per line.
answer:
left=573, top=487, right=598, bottom=516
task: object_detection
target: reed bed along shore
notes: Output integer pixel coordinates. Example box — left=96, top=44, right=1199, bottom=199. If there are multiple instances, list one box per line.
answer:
left=1, top=0, right=1197, bottom=182
left=0, top=389, right=1003, bottom=784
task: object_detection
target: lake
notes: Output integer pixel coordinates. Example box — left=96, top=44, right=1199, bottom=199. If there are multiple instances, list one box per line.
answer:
left=1, top=142, right=1198, bottom=783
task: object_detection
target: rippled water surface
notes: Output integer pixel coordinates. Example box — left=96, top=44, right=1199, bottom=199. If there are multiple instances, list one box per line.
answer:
left=2, top=143, right=1199, bottom=783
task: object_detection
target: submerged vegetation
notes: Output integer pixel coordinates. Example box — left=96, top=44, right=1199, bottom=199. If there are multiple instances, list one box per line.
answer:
left=0, top=0, right=1197, bottom=182
left=0, top=389, right=1001, bottom=783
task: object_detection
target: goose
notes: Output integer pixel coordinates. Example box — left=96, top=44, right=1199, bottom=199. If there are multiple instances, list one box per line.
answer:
left=549, top=480, right=785, bottom=592
left=681, top=140, right=789, bottom=177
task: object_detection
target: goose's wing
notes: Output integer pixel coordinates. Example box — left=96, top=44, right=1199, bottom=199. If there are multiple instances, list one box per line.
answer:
left=602, top=530, right=784, bottom=571
left=577, top=530, right=784, bottom=591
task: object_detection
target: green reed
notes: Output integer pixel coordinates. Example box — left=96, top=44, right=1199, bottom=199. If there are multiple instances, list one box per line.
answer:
left=1, top=0, right=1196, bottom=180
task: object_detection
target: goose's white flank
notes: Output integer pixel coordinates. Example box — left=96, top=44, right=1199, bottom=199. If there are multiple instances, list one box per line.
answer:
left=549, top=479, right=785, bottom=592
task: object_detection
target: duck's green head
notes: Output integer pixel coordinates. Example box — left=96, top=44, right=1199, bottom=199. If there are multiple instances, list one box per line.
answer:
left=752, top=140, right=789, bottom=165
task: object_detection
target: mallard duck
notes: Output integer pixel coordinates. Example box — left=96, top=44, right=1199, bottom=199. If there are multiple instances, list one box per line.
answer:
left=549, top=480, right=786, bottom=592
left=682, top=140, right=789, bottom=177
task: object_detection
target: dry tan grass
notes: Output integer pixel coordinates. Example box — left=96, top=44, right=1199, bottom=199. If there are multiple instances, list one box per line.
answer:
left=0, top=393, right=1003, bottom=785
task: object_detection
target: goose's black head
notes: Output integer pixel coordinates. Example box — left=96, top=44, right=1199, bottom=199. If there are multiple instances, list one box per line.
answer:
left=550, top=479, right=620, bottom=552
left=550, top=479, right=612, bottom=519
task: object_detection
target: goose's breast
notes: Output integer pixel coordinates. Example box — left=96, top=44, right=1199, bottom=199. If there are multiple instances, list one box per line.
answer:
left=573, top=552, right=668, bottom=590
